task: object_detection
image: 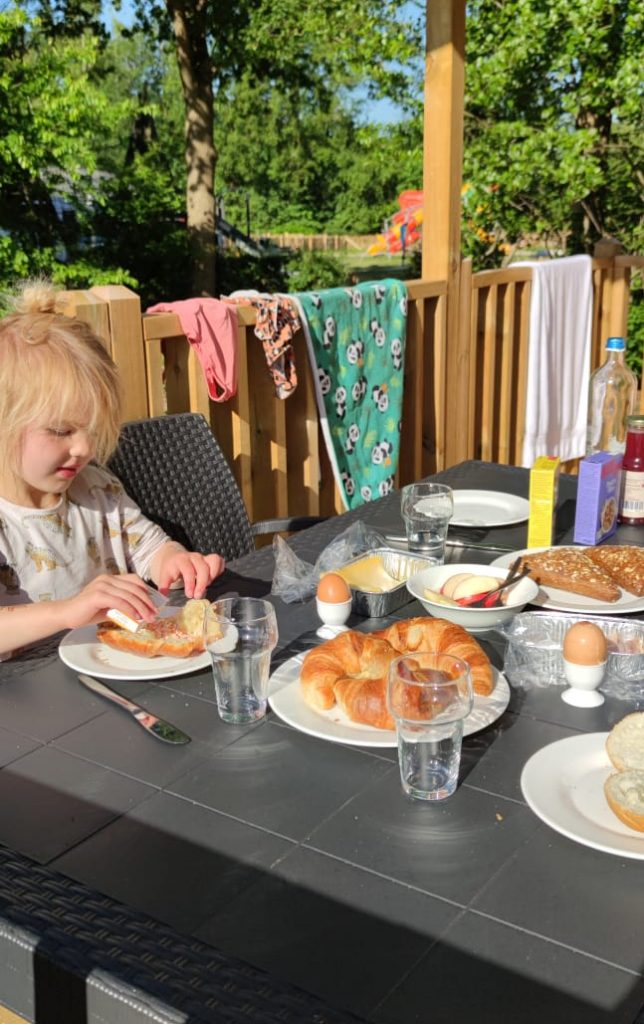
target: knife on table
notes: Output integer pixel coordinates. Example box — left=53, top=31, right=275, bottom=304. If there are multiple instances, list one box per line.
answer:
left=77, top=673, right=191, bottom=745
left=383, top=533, right=516, bottom=554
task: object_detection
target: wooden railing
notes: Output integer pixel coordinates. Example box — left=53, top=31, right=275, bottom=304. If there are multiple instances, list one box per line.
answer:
left=60, top=252, right=643, bottom=521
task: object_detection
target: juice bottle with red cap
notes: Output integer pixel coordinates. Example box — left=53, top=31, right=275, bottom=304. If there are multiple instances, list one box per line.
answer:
left=619, top=414, right=644, bottom=525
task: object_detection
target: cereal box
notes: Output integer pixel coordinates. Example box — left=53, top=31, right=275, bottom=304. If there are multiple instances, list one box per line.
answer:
left=527, top=456, right=560, bottom=549
left=573, top=452, right=622, bottom=545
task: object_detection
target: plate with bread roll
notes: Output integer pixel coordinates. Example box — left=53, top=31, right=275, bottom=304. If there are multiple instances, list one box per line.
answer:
left=492, top=545, right=644, bottom=615
left=521, top=713, right=644, bottom=859
left=268, top=616, right=510, bottom=747
left=58, top=599, right=212, bottom=681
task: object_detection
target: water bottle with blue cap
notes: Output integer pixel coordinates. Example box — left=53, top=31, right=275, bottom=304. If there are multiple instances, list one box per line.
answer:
left=586, top=336, right=637, bottom=455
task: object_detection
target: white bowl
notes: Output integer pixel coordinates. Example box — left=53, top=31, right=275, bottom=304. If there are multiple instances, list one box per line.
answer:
left=405, top=563, right=540, bottom=634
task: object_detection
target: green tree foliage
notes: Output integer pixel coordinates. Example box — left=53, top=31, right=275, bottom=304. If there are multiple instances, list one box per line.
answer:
left=462, top=0, right=644, bottom=264
left=114, top=0, right=421, bottom=291
left=462, top=0, right=644, bottom=362
left=0, top=5, right=131, bottom=284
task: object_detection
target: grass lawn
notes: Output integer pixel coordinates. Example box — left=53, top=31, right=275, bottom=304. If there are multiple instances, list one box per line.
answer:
left=336, top=248, right=419, bottom=283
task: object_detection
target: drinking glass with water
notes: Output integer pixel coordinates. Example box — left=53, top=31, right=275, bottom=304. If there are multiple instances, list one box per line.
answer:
left=387, top=652, right=473, bottom=801
left=205, top=597, right=278, bottom=724
left=401, top=482, right=454, bottom=562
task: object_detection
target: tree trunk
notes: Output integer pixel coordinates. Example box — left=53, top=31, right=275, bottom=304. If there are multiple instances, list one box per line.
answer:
left=166, top=0, right=217, bottom=296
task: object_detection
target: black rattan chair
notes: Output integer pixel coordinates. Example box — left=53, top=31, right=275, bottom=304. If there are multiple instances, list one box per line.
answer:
left=107, top=413, right=324, bottom=560
left=0, top=845, right=367, bottom=1024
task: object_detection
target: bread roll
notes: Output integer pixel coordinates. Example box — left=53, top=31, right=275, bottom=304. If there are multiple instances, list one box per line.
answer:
left=605, top=712, right=644, bottom=772
left=604, top=770, right=644, bottom=832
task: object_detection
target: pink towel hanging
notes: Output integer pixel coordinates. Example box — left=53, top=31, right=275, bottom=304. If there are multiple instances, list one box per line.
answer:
left=146, top=298, right=238, bottom=402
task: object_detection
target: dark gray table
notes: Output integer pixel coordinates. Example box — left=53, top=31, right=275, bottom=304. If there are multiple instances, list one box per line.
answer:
left=1, top=461, right=644, bottom=1024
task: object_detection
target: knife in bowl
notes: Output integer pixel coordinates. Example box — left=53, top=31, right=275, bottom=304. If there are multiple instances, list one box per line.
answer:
left=77, top=673, right=191, bottom=745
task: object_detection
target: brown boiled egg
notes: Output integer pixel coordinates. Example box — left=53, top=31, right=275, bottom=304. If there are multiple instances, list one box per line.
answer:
left=563, top=621, right=608, bottom=666
left=317, top=572, right=351, bottom=604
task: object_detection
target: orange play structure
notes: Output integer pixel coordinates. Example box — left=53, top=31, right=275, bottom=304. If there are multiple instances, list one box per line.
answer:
left=367, top=190, right=424, bottom=256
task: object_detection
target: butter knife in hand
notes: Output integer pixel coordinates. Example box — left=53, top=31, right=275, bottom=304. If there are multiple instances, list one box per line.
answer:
left=77, top=673, right=191, bottom=745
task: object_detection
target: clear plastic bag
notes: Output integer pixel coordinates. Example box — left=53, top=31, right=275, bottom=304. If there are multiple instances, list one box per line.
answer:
left=270, top=521, right=386, bottom=603
left=500, top=612, right=644, bottom=699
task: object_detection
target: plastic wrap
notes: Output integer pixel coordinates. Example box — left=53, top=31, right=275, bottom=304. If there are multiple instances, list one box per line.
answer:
left=500, top=612, right=644, bottom=699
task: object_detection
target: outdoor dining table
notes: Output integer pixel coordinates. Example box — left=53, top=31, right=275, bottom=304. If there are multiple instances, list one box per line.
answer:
left=1, top=459, right=644, bottom=1024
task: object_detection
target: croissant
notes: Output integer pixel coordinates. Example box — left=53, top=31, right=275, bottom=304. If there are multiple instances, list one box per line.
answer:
left=300, top=631, right=398, bottom=729
left=373, top=617, right=494, bottom=696
left=300, top=616, right=494, bottom=731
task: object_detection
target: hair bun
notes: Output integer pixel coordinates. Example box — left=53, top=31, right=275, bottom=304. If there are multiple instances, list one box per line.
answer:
left=13, top=280, right=59, bottom=316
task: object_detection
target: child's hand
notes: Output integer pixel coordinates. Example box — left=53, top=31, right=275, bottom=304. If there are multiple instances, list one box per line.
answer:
left=156, top=548, right=225, bottom=599
left=61, top=574, right=160, bottom=631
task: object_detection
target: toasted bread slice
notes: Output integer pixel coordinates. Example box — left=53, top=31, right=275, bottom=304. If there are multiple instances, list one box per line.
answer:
left=97, top=598, right=212, bottom=658
left=585, top=545, right=644, bottom=598
left=518, top=547, right=620, bottom=602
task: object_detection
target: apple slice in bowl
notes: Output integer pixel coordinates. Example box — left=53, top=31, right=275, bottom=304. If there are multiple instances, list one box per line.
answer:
left=405, top=563, right=540, bottom=633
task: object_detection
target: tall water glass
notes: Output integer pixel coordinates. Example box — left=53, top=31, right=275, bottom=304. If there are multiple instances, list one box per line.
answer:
left=205, top=598, right=278, bottom=724
left=387, top=652, right=473, bottom=801
left=400, top=482, right=454, bottom=561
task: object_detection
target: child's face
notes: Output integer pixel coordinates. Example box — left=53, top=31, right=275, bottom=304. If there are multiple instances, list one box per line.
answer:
left=16, top=416, right=95, bottom=508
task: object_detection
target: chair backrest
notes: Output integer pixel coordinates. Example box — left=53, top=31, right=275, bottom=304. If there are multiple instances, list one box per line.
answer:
left=107, top=413, right=255, bottom=560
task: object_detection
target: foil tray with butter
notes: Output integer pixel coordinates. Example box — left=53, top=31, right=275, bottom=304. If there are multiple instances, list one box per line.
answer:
left=335, top=547, right=436, bottom=617
left=500, top=611, right=644, bottom=699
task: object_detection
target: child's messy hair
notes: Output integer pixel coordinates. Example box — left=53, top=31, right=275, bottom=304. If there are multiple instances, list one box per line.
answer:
left=0, top=280, right=122, bottom=473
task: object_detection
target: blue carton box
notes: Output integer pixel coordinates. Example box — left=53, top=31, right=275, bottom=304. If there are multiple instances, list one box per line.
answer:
left=573, top=452, right=622, bottom=545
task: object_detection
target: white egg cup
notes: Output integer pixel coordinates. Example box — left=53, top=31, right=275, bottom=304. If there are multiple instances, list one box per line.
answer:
left=561, top=659, right=607, bottom=707
left=316, top=597, right=352, bottom=639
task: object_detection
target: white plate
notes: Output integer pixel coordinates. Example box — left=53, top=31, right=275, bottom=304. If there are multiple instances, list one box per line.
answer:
left=491, top=547, right=644, bottom=615
left=58, top=610, right=210, bottom=681
left=521, top=733, right=644, bottom=859
left=451, top=490, right=529, bottom=528
left=268, top=655, right=510, bottom=748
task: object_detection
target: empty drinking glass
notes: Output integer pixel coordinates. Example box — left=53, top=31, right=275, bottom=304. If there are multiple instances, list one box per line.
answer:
left=205, top=597, right=278, bottom=724
left=387, top=652, right=473, bottom=801
left=400, top=482, right=454, bottom=562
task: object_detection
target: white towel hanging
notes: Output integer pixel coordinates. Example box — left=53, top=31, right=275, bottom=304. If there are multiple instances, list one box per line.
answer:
left=515, top=254, right=593, bottom=466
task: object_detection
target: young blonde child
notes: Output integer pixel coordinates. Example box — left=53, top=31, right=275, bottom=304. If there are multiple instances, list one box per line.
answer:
left=0, top=281, right=225, bottom=658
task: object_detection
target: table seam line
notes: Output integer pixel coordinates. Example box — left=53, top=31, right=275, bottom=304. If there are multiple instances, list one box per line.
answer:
left=467, top=907, right=643, bottom=976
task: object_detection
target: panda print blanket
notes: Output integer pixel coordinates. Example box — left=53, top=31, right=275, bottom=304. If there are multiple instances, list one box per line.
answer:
left=293, top=279, right=407, bottom=510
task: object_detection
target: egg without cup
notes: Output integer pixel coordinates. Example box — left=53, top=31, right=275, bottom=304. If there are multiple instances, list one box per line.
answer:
left=561, top=620, right=608, bottom=708
left=316, top=572, right=353, bottom=639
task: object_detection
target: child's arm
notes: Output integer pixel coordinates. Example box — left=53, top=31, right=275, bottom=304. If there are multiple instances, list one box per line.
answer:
left=148, top=542, right=225, bottom=598
left=0, top=574, right=160, bottom=657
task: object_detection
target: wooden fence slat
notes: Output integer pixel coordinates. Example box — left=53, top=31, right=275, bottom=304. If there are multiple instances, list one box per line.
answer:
left=479, top=283, right=498, bottom=461
left=400, top=292, right=425, bottom=483
left=514, top=277, right=532, bottom=464
left=430, top=294, right=448, bottom=473
left=286, top=330, right=322, bottom=515
left=497, top=281, right=516, bottom=465
left=145, top=338, right=166, bottom=417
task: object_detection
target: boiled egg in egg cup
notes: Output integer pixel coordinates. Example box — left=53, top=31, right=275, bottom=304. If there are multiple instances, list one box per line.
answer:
left=561, top=620, right=608, bottom=708
left=316, top=572, right=353, bottom=638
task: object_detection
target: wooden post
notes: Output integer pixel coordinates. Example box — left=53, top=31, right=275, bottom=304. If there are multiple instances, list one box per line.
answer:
left=423, top=0, right=466, bottom=468
left=58, top=290, right=111, bottom=353
left=91, top=286, right=149, bottom=423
